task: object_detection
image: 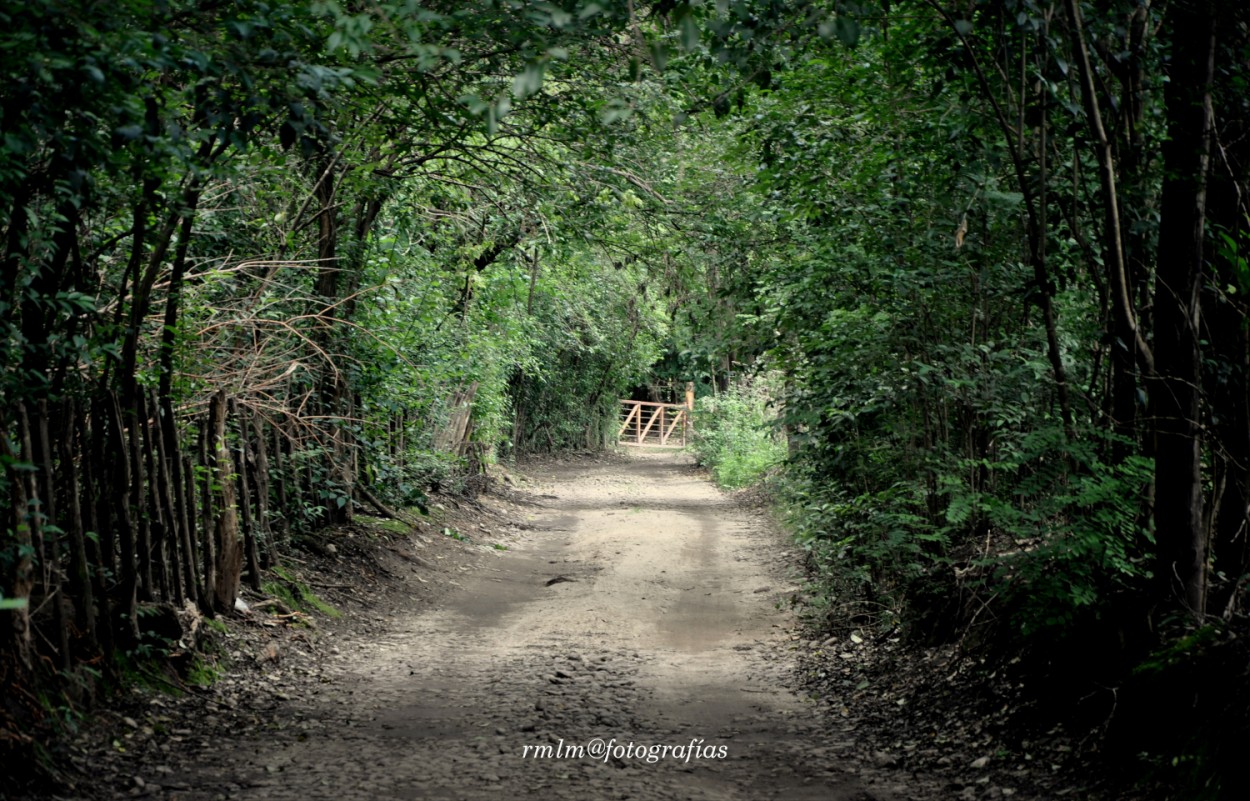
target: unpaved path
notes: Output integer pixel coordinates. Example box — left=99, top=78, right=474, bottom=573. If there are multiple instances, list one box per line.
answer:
left=163, top=452, right=903, bottom=801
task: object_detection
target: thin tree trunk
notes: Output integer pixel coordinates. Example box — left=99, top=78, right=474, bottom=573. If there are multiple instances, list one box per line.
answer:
left=232, top=402, right=263, bottom=592
left=35, top=403, right=70, bottom=669
left=150, top=391, right=181, bottom=604
left=197, top=422, right=217, bottom=615
left=32, top=399, right=70, bottom=669
left=0, top=408, right=34, bottom=669
left=79, top=408, right=112, bottom=656
left=106, top=393, right=139, bottom=643
left=161, top=396, right=199, bottom=607
left=1063, top=0, right=1156, bottom=383
left=60, top=401, right=97, bottom=652
left=272, top=425, right=290, bottom=550
left=182, top=453, right=203, bottom=610
left=251, top=416, right=272, bottom=566
left=130, top=394, right=153, bottom=601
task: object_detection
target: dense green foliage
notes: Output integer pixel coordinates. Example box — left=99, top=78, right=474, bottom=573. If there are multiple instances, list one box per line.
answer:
left=659, top=2, right=1250, bottom=796
left=0, top=0, right=686, bottom=773
left=3, top=1, right=1250, bottom=797
left=689, top=376, right=786, bottom=488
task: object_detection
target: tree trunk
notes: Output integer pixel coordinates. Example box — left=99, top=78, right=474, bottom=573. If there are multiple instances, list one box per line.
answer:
left=1152, top=0, right=1217, bottom=618
left=251, top=415, right=272, bottom=567
left=0, top=408, right=34, bottom=670
left=233, top=402, right=263, bottom=592
left=1202, top=5, right=1250, bottom=617
left=59, top=401, right=98, bottom=653
left=105, top=393, right=139, bottom=643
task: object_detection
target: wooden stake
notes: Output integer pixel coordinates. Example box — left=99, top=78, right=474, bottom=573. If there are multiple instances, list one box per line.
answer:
left=61, top=401, right=97, bottom=653
left=232, top=401, right=262, bottom=592
left=208, top=391, right=241, bottom=613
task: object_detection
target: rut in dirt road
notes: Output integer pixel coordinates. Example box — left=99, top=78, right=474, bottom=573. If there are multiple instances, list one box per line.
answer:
left=168, top=453, right=900, bottom=801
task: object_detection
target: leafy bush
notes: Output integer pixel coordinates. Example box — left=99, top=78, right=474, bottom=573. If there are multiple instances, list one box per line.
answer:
left=971, top=430, right=1155, bottom=640
left=689, top=376, right=787, bottom=488
left=782, top=470, right=938, bottom=630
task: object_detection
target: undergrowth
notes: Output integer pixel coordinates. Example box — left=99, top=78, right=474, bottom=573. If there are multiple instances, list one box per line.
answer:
left=689, top=375, right=786, bottom=489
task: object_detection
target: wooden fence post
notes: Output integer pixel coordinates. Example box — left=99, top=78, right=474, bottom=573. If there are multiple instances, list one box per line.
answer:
left=208, top=391, right=241, bottom=613
left=685, top=382, right=695, bottom=446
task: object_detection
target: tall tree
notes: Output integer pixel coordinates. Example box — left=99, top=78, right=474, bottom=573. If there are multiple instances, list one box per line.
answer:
left=1152, top=0, right=1217, bottom=618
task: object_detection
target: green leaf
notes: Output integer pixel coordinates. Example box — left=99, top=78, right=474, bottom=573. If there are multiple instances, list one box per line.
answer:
left=648, top=42, right=669, bottom=72
left=984, top=190, right=1024, bottom=206
left=679, top=10, right=700, bottom=51
left=512, top=61, right=546, bottom=98
left=834, top=16, right=861, bottom=48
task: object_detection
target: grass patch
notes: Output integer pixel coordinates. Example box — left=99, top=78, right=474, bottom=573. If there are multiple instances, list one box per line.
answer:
left=112, top=649, right=183, bottom=696
left=355, top=514, right=412, bottom=535
left=264, top=565, right=341, bottom=618
left=442, top=526, right=469, bottom=542
left=202, top=616, right=229, bottom=633
left=184, top=654, right=223, bottom=687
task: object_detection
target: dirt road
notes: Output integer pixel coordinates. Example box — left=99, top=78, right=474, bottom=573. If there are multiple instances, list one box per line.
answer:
left=160, top=452, right=900, bottom=801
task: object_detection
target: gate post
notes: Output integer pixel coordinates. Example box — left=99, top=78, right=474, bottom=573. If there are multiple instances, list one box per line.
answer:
left=684, top=382, right=695, bottom=446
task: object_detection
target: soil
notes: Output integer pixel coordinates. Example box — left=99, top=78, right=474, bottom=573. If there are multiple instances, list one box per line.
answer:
left=21, top=451, right=1112, bottom=801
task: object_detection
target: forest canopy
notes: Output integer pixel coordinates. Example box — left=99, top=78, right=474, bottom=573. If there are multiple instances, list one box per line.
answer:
left=2, top=1, right=1249, bottom=797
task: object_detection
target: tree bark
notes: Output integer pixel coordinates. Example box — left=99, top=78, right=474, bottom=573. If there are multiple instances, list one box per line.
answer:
left=232, top=402, right=263, bottom=592
left=1152, top=0, right=1217, bottom=618
left=34, top=403, right=70, bottom=669
left=60, top=401, right=97, bottom=653
left=1201, top=4, right=1250, bottom=617
left=105, top=393, right=139, bottom=642
left=0, top=408, right=33, bottom=670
